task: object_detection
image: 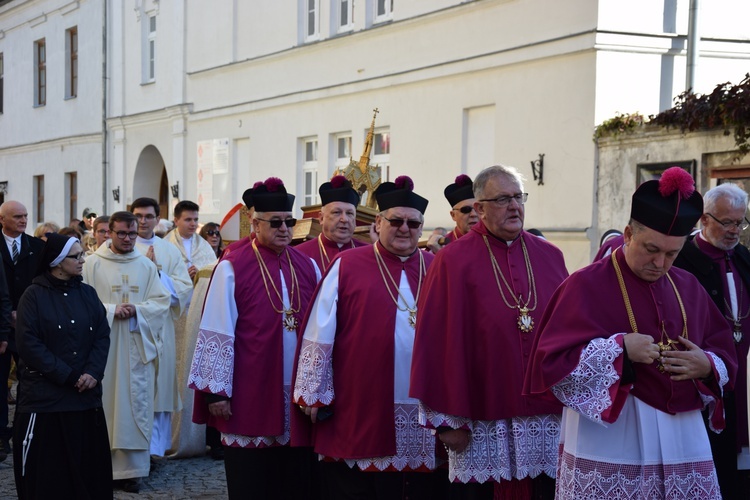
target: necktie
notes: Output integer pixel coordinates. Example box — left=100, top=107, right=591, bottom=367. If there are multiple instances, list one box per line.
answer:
left=11, top=240, right=18, bottom=265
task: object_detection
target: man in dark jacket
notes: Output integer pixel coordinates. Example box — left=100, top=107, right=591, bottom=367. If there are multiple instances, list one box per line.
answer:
left=673, top=183, right=750, bottom=500
left=0, top=200, right=44, bottom=460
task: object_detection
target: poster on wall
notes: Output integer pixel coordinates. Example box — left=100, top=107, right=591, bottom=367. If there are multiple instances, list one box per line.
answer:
left=213, top=138, right=229, bottom=174
left=196, top=138, right=229, bottom=214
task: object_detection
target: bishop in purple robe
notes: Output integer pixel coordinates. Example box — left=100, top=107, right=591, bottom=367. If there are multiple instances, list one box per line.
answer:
left=410, top=165, right=568, bottom=500
left=525, top=167, right=738, bottom=499
left=188, top=178, right=320, bottom=499
left=293, top=176, right=444, bottom=500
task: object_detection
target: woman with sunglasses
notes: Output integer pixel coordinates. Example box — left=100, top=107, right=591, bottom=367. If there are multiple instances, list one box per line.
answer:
left=199, top=222, right=224, bottom=258
left=13, top=233, right=112, bottom=499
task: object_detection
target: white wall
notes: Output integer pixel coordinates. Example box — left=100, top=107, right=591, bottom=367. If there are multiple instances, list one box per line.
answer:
left=0, top=0, right=105, bottom=221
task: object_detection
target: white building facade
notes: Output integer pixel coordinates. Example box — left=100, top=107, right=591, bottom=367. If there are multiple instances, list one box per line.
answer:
left=1, top=0, right=749, bottom=269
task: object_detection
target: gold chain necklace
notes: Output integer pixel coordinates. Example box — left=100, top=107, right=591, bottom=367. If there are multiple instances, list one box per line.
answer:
left=318, top=235, right=355, bottom=269
left=611, top=248, right=688, bottom=372
left=373, top=244, right=425, bottom=328
left=482, top=235, right=538, bottom=333
left=252, top=239, right=301, bottom=332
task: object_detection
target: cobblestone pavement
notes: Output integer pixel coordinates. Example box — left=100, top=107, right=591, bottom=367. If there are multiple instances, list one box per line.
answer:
left=0, top=449, right=228, bottom=499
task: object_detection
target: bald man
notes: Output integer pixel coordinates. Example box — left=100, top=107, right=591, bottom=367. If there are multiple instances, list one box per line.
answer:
left=0, top=201, right=44, bottom=460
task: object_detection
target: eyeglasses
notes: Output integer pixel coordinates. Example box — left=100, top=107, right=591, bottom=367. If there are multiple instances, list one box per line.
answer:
left=95, top=229, right=110, bottom=235
left=382, top=216, right=423, bottom=229
left=478, top=193, right=528, bottom=207
left=114, top=231, right=139, bottom=240
left=205, top=230, right=220, bottom=237
left=64, top=252, right=86, bottom=261
left=706, top=213, right=750, bottom=231
left=256, top=217, right=297, bottom=229
left=134, top=214, right=156, bottom=221
left=453, top=206, right=475, bottom=215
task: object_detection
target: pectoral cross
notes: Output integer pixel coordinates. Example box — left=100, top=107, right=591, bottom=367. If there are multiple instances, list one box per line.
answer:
left=111, top=274, right=140, bottom=303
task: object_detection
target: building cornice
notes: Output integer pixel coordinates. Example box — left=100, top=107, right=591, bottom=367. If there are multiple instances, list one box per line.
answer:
left=107, top=103, right=192, bottom=128
left=0, top=132, right=101, bottom=155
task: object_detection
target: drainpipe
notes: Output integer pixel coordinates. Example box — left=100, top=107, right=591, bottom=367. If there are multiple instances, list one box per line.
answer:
left=685, top=0, right=700, bottom=92
left=101, top=0, right=108, bottom=211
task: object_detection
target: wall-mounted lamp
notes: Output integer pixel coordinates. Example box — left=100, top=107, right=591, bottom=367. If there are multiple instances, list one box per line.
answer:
left=0, top=181, right=8, bottom=195
left=530, top=154, right=545, bottom=186
left=171, top=181, right=180, bottom=199
left=112, top=186, right=120, bottom=202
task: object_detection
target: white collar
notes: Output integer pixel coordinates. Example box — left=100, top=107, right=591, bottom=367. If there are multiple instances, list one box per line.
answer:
left=2, top=233, right=20, bottom=245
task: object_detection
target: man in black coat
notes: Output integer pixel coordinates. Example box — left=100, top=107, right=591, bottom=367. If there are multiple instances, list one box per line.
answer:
left=673, top=183, right=750, bottom=500
left=0, top=201, right=44, bottom=461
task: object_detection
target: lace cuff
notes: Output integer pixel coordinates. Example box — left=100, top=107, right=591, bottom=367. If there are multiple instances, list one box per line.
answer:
left=699, top=351, right=729, bottom=433
left=188, top=329, right=234, bottom=396
left=417, top=401, right=472, bottom=431
left=551, top=335, right=623, bottom=424
left=706, top=351, right=729, bottom=389
left=293, top=338, right=334, bottom=406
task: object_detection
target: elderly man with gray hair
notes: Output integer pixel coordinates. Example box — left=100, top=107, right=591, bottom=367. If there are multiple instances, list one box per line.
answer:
left=411, top=165, right=569, bottom=499
left=673, top=182, right=750, bottom=499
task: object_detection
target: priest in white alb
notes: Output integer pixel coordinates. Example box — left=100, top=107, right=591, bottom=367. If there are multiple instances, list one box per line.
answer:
left=82, top=211, right=171, bottom=493
left=130, top=197, right=194, bottom=457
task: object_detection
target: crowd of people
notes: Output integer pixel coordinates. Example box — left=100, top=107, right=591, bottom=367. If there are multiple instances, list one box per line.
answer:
left=0, top=164, right=747, bottom=499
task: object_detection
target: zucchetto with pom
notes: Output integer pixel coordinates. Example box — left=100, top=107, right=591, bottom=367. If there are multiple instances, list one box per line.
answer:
left=630, top=167, right=703, bottom=236
left=319, top=175, right=360, bottom=207
left=444, top=174, right=474, bottom=207
left=374, top=176, right=429, bottom=214
left=249, top=177, right=295, bottom=212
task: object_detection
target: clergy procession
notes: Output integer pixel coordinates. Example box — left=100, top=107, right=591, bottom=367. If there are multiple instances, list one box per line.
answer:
left=0, top=163, right=747, bottom=499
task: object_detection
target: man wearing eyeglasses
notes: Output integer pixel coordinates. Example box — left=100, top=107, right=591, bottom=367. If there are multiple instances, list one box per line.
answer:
left=296, top=175, right=368, bottom=271
left=189, top=178, right=321, bottom=499
left=82, top=211, right=171, bottom=493
left=426, top=174, right=479, bottom=253
left=89, top=215, right=111, bottom=254
left=293, top=176, right=446, bottom=499
left=166, top=200, right=217, bottom=280
left=673, top=183, right=750, bottom=499
left=130, top=198, right=194, bottom=459
left=410, top=165, right=568, bottom=499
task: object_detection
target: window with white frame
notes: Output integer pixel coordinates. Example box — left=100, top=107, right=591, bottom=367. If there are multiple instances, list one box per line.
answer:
left=34, top=175, right=44, bottom=223
left=337, top=0, right=354, bottom=33
left=302, top=138, right=319, bottom=206
left=373, top=129, right=390, bottom=157
left=334, top=133, right=352, bottom=171
left=142, top=15, right=156, bottom=83
left=374, top=0, right=393, bottom=23
left=370, top=128, right=389, bottom=189
left=34, top=39, right=46, bottom=106
left=305, top=0, right=320, bottom=41
left=66, top=26, right=78, bottom=98
left=66, top=172, right=78, bottom=223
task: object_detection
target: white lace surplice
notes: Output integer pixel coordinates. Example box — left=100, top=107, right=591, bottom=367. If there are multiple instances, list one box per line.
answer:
left=293, top=259, right=436, bottom=471
left=188, top=260, right=296, bottom=448
left=418, top=403, right=560, bottom=483
left=552, top=333, right=726, bottom=499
